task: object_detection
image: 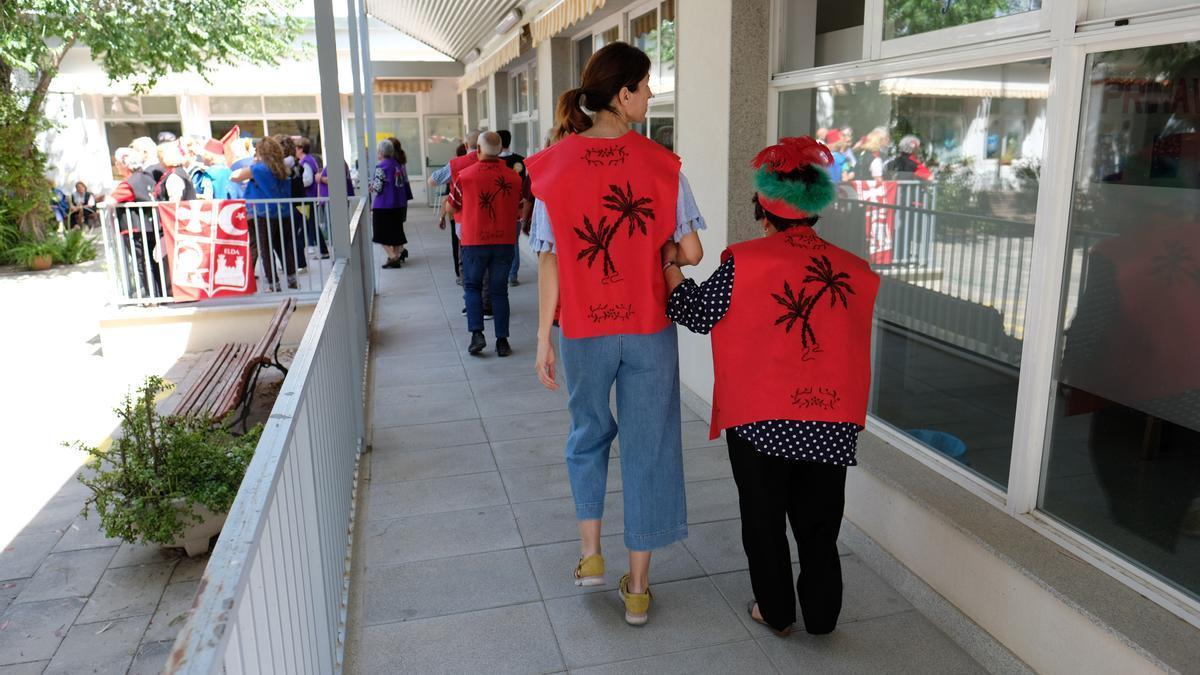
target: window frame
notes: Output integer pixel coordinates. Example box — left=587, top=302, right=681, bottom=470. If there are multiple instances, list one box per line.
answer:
left=768, top=0, right=1200, bottom=628
left=207, top=94, right=325, bottom=153
left=508, top=59, right=540, bottom=156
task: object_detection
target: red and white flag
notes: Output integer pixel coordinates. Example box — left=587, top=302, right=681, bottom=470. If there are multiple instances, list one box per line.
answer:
left=157, top=200, right=256, bottom=302
left=852, top=180, right=898, bottom=265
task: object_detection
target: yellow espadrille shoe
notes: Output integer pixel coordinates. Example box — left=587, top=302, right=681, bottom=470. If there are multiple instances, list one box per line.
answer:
left=573, top=554, right=605, bottom=587
left=618, top=574, right=652, bottom=626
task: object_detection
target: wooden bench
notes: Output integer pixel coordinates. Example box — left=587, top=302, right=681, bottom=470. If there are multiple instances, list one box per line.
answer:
left=173, top=298, right=297, bottom=427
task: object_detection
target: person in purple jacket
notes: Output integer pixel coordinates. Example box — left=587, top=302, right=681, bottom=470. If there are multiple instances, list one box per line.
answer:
left=371, top=139, right=410, bottom=268
left=315, top=161, right=354, bottom=257
left=295, top=137, right=330, bottom=260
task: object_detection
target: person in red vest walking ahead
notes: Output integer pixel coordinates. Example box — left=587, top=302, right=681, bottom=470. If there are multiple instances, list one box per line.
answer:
left=449, top=131, right=523, bottom=357
left=662, top=137, right=880, bottom=636
left=526, top=42, right=705, bottom=626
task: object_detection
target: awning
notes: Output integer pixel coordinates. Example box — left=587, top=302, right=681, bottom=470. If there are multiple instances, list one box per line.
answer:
left=458, top=33, right=522, bottom=93
left=375, top=79, right=434, bottom=93
left=532, top=0, right=607, bottom=46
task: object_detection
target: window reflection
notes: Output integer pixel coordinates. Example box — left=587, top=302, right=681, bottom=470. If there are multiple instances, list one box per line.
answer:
left=1045, top=43, right=1200, bottom=599
left=778, top=59, right=1050, bottom=487
left=884, top=0, right=1041, bottom=40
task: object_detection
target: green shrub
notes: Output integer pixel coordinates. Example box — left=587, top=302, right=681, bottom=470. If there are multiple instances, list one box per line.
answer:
left=75, top=376, right=261, bottom=547
left=5, top=237, right=60, bottom=267
left=54, top=228, right=97, bottom=264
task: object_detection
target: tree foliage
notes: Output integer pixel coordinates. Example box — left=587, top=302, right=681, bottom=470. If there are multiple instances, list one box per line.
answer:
left=884, top=0, right=1038, bottom=39
left=0, top=0, right=302, bottom=237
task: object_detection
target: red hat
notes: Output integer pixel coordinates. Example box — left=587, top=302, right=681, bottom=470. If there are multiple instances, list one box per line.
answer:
left=825, top=128, right=843, bottom=145
left=751, top=137, right=836, bottom=220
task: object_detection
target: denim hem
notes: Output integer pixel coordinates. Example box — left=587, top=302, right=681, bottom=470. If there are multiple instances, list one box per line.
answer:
left=574, top=501, right=605, bottom=521
left=623, top=523, right=688, bottom=552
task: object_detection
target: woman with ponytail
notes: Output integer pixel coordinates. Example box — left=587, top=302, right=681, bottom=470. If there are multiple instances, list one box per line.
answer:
left=524, top=41, right=706, bottom=626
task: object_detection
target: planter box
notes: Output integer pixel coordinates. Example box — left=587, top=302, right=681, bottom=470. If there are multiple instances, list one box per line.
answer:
left=173, top=503, right=228, bottom=557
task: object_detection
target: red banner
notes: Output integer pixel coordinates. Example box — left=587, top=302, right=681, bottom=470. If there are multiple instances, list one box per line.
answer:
left=852, top=180, right=898, bottom=264
left=157, top=200, right=256, bottom=302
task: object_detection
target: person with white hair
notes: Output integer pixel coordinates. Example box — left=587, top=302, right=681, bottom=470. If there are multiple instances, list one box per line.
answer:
left=153, top=142, right=196, bottom=202
left=108, top=147, right=164, bottom=297
left=370, top=138, right=411, bottom=268
left=884, top=134, right=932, bottom=182
left=131, top=136, right=164, bottom=183
left=448, top=130, right=523, bottom=357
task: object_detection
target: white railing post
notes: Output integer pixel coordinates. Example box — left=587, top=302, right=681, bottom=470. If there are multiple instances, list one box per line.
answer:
left=314, top=0, right=351, bottom=260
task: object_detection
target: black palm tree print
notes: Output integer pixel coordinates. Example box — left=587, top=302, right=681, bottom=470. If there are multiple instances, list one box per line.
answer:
left=574, top=215, right=620, bottom=277
left=772, top=280, right=816, bottom=347
left=773, top=255, right=857, bottom=348
left=478, top=189, right=497, bottom=222
left=494, top=175, right=513, bottom=198
left=803, top=255, right=856, bottom=310
left=602, top=182, right=654, bottom=237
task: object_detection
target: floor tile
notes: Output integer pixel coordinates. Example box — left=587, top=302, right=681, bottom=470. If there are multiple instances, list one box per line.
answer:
left=544, top=577, right=750, bottom=668
left=372, top=395, right=480, bottom=429
left=682, top=421, right=725, bottom=450
left=570, top=639, right=776, bottom=675
left=0, top=534, right=61, bottom=582
left=756, top=610, right=986, bottom=674
left=683, top=445, right=734, bottom=483
left=375, top=364, right=467, bottom=387
left=14, top=547, right=116, bottom=604
left=363, top=548, right=539, bottom=625
left=511, top=494, right=625, bottom=547
left=525, top=535, right=703, bottom=600
left=368, top=472, right=508, bottom=519
left=683, top=520, right=750, bottom=575
left=43, top=615, right=149, bottom=675
left=357, top=602, right=563, bottom=674
left=685, top=478, right=742, bottom=524
left=169, top=556, right=208, bottom=584
left=142, top=580, right=199, bottom=644
left=127, top=640, right=172, bottom=675
left=370, top=443, right=495, bottom=483
left=476, top=389, right=568, bottom=418
left=108, top=541, right=182, bottom=568
left=364, top=506, right=521, bottom=567
left=371, top=418, right=487, bottom=452
left=0, top=582, right=23, bottom=617
left=0, top=661, right=50, bottom=674
left=0, top=597, right=84, bottom=665
left=371, top=380, right=475, bottom=417
left=76, top=562, right=173, bottom=624
left=500, top=463, right=621, bottom=504
left=50, top=516, right=120, bottom=553
left=482, top=409, right=573, bottom=442
left=490, top=434, right=570, bottom=470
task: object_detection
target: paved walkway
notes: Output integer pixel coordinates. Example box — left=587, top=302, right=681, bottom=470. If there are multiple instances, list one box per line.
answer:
left=346, top=208, right=994, bottom=674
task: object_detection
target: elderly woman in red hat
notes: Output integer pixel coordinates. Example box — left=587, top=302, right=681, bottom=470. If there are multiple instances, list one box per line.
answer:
left=661, top=137, right=880, bottom=637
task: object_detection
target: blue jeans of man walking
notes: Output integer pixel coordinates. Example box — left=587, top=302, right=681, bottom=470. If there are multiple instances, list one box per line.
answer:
left=461, top=244, right=514, bottom=337
left=559, top=324, right=687, bottom=551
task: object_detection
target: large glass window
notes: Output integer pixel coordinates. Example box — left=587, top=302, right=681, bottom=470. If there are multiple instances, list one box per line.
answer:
left=631, top=0, right=676, bottom=94
left=777, top=58, right=1051, bottom=488
left=269, top=119, right=322, bottom=154
left=1042, top=41, right=1200, bottom=600
left=210, top=120, right=265, bottom=142
left=883, top=0, right=1041, bottom=40
left=102, top=95, right=181, bottom=178
left=425, top=115, right=463, bottom=170
left=779, top=0, right=866, bottom=71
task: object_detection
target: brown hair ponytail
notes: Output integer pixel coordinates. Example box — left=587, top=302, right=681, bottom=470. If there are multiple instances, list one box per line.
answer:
left=552, top=42, right=651, bottom=142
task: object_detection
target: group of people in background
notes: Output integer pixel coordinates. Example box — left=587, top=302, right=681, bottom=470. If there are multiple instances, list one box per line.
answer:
left=105, top=129, right=366, bottom=295
left=815, top=125, right=932, bottom=184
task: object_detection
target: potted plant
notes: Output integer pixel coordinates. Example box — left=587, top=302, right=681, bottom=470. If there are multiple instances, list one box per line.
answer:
left=75, top=376, right=261, bottom=556
left=8, top=237, right=60, bottom=270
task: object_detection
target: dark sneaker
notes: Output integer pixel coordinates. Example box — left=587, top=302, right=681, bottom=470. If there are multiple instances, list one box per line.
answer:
left=496, top=338, right=512, bottom=357
left=484, top=307, right=494, bottom=320
left=468, top=331, right=486, bottom=356
left=509, top=278, right=519, bottom=287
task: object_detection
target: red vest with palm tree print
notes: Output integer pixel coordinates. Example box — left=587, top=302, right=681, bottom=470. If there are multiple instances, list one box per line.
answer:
left=526, top=131, right=680, bottom=339
left=709, top=228, right=880, bottom=439
left=457, top=159, right=522, bottom=246
left=447, top=152, right=480, bottom=225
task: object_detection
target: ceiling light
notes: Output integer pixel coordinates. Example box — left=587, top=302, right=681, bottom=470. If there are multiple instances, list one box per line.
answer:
left=496, top=8, right=522, bottom=34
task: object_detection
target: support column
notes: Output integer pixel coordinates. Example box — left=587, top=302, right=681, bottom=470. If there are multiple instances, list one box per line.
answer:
left=491, top=72, right=511, bottom=133
left=358, top=0, right=377, bottom=180
left=536, top=37, right=572, bottom=141
left=674, top=0, right=771, bottom=404
left=314, top=0, right=351, bottom=258
left=346, top=0, right=369, bottom=199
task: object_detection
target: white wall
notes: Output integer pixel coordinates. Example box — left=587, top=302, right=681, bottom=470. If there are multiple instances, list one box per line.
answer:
left=674, top=0, right=734, bottom=405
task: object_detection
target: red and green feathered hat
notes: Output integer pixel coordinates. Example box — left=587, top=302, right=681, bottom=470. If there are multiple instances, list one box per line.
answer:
left=751, top=136, right=836, bottom=220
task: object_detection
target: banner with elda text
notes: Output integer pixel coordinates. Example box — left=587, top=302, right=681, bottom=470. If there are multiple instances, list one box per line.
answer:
left=157, top=200, right=256, bottom=302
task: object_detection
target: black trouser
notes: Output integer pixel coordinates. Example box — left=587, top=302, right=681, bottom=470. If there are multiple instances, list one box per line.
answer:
left=727, top=428, right=847, bottom=634
left=450, top=214, right=462, bottom=277
left=123, top=231, right=165, bottom=298
left=251, top=214, right=297, bottom=287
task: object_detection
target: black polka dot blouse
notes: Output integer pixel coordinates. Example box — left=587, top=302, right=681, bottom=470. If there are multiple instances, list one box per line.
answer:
left=667, top=255, right=860, bottom=467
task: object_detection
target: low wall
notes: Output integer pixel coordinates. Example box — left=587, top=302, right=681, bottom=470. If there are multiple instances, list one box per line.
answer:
left=99, top=297, right=316, bottom=372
